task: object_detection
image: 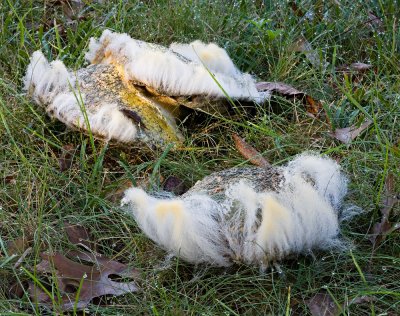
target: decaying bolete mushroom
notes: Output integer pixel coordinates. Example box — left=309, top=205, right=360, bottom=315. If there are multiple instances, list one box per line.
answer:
left=23, top=30, right=270, bottom=148
left=122, top=153, right=354, bottom=269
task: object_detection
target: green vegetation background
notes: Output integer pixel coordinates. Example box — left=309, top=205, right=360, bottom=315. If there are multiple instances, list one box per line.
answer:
left=0, top=0, right=399, bottom=314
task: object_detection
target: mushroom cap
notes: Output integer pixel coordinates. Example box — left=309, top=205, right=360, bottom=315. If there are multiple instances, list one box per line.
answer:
left=24, top=30, right=269, bottom=147
left=122, top=154, right=350, bottom=267
left=183, top=165, right=284, bottom=202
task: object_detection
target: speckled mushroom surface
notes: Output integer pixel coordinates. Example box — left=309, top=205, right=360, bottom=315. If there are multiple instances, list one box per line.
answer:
left=23, top=30, right=269, bottom=148
left=122, top=153, right=353, bottom=268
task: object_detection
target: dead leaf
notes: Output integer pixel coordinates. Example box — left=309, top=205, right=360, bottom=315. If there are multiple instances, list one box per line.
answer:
left=9, top=282, right=27, bottom=299
left=28, top=282, right=51, bottom=305
left=342, top=295, right=377, bottom=313
left=304, top=95, right=322, bottom=115
left=380, top=173, right=398, bottom=218
left=6, top=236, right=32, bottom=255
left=232, top=134, right=270, bottom=168
left=256, top=82, right=302, bottom=96
left=330, top=120, right=372, bottom=144
left=370, top=173, right=400, bottom=247
left=62, top=1, right=85, bottom=20
left=105, top=180, right=133, bottom=203
left=64, top=222, right=94, bottom=251
left=305, top=292, right=376, bottom=316
left=371, top=220, right=393, bottom=245
left=256, top=81, right=323, bottom=115
left=289, top=35, right=326, bottom=69
left=48, top=0, right=86, bottom=21
left=306, top=292, right=339, bottom=316
left=26, top=223, right=140, bottom=311
left=336, top=62, right=373, bottom=75
left=367, top=12, right=384, bottom=31
left=289, top=1, right=305, bottom=17
left=28, top=251, right=140, bottom=311
left=14, top=247, right=32, bottom=269
left=163, top=176, right=187, bottom=195
left=350, top=63, right=373, bottom=72
left=140, top=174, right=165, bottom=191
left=348, top=295, right=376, bottom=305
left=4, top=174, right=17, bottom=185
left=59, top=144, right=76, bottom=172
left=329, top=62, right=373, bottom=94
left=336, top=62, right=373, bottom=84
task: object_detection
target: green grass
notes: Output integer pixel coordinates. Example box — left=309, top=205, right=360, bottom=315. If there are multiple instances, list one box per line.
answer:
left=0, top=0, right=399, bottom=315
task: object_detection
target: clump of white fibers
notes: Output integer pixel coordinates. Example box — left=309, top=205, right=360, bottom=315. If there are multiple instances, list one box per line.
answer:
left=23, top=32, right=271, bottom=145
left=86, top=30, right=269, bottom=102
left=23, top=51, right=138, bottom=143
left=23, top=51, right=76, bottom=105
left=122, top=153, right=353, bottom=268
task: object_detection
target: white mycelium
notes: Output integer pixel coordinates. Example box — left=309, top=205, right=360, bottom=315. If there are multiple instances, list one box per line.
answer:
left=122, top=154, right=351, bottom=267
left=86, top=30, right=268, bottom=102
left=23, top=51, right=138, bottom=143
left=23, top=31, right=268, bottom=145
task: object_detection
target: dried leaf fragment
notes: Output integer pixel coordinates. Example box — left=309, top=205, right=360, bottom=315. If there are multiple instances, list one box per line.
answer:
left=350, top=63, right=373, bottom=72
left=163, top=176, right=187, bottom=195
left=105, top=180, right=133, bottom=203
left=380, top=173, right=398, bottom=218
left=9, top=282, right=27, bottom=299
left=370, top=173, right=400, bottom=247
left=49, top=0, right=89, bottom=21
left=29, top=251, right=140, bottom=311
left=305, top=94, right=322, bottom=115
left=58, top=144, right=76, bottom=172
left=306, top=292, right=339, bottom=316
left=256, top=81, right=323, bottom=115
left=330, top=120, right=372, bottom=144
left=27, top=223, right=140, bottom=311
left=232, top=134, right=270, bottom=168
left=13, top=247, right=32, bottom=269
left=4, top=174, right=17, bottom=185
left=339, top=62, right=373, bottom=84
left=348, top=295, right=376, bottom=305
left=289, top=35, right=326, bottom=69
left=367, top=12, right=384, bottom=31
left=306, top=292, right=376, bottom=316
left=289, top=1, right=305, bottom=17
left=64, top=222, right=94, bottom=250
left=62, top=1, right=85, bottom=20
left=6, top=236, right=32, bottom=255
left=337, top=62, right=373, bottom=72
left=256, top=82, right=303, bottom=96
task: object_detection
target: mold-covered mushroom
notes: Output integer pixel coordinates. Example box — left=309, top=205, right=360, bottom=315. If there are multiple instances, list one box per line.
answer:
left=23, top=30, right=269, bottom=148
left=121, top=153, right=355, bottom=269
